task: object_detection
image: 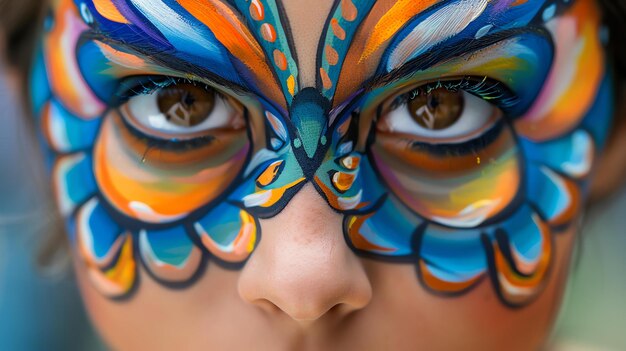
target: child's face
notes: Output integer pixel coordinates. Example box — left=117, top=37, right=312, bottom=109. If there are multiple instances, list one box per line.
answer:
left=31, top=0, right=613, bottom=349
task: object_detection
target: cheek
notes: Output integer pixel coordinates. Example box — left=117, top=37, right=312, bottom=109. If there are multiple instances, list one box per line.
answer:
left=72, top=224, right=578, bottom=350
left=93, top=112, right=250, bottom=223
left=347, top=226, right=577, bottom=350
left=371, top=123, right=521, bottom=228
left=73, top=254, right=257, bottom=350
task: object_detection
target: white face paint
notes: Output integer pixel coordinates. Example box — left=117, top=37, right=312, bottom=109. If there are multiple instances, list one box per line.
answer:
left=386, top=0, right=490, bottom=71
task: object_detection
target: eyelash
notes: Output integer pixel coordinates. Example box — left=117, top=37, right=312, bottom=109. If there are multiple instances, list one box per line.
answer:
left=405, top=120, right=505, bottom=156
left=113, top=76, right=513, bottom=158
left=388, top=76, right=520, bottom=114
left=374, top=76, right=515, bottom=156
left=118, top=111, right=216, bottom=152
left=114, top=76, right=223, bottom=104
left=113, top=76, right=221, bottom=152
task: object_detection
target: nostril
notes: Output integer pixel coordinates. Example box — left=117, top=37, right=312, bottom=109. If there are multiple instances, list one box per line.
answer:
left=241, top=276, right=372, bottom=323
left=236, top=184, right=373, bottom=324
left=251, top=298, right=283, bottom=315
left=325, top=303, right=359, bottom=322
left=283, top=302, right=335, bottom=322
left=244, top=294, right=352, bottom=322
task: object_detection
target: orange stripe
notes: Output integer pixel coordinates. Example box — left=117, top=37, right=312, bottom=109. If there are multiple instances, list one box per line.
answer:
left=515, top=0, right=603, bottom=141
left=177, top=0, right=264, bottom=59
left=93, top=0, right=129, bottom=23
left=46, top=0, right=104, bottom=118
left=256, top=160, right=284, bottom=187
left=347, top=215, right=396, bottom=252
left=359, top=0, right=440, bottom=63
left=94, top=115, right=249, bottom=220
left=176, top=0, right=284, bottom=105
left=492, top=215, right=552, bottom=304
left=420, top=260, right=483, bottom=293
left=320, top=67, right=333, bottom=90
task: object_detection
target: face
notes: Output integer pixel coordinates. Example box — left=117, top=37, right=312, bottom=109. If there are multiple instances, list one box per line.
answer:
left=30, top=0, right=613, bottom=349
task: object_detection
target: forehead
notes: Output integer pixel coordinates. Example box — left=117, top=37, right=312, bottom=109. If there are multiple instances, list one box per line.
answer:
left=78, top=0, right=571, bottom=107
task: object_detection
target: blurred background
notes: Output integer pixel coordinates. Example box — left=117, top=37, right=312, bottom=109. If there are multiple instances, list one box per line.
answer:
left=0, top=45, right=104, bottom=349
left=1, top=12, right=625, bottom=351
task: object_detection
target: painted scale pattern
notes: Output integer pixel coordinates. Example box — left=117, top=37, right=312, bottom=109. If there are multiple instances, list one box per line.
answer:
left=31, top=0, right=613, bottom=306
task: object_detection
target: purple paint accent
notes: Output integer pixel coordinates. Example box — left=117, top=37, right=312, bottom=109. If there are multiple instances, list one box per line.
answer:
left=108, top=0, right=172, bottom=48
left=329, top=88, right=364, bottom=126
left=491, top=0, right=514, bottom=12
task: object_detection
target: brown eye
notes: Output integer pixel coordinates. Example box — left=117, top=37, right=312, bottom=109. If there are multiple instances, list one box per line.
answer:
left=377, top=87, right=500, bottom=143
left=157, top=84, right=216, bottom=127
left=407, top=88, right=464, bottom=130
left=121, top=79, right=246, bottom=141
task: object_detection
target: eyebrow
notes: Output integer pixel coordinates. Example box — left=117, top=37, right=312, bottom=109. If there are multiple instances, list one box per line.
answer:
left=364, top=26, right=546, bottom=91
left=84, top=30, right=252, bottom=97
left=87, top=0, right=295, bottom=107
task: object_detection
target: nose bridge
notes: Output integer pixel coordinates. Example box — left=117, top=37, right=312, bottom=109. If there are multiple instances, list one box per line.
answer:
left=289, top=88, right=331, bottom=179
left=237, top=184, right=372, bottom=321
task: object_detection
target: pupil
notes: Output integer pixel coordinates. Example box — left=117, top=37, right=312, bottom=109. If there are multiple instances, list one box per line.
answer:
left=427, top=94, right=439, bottom=110
left=183, top=92, right=195, bottom=108
left=408, top=88, right=464, bottom=131
left=157, top=84, right=216, bottom=128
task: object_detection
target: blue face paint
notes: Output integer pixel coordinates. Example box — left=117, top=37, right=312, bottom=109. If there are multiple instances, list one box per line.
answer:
left=31, top=0, right=613, bottom=307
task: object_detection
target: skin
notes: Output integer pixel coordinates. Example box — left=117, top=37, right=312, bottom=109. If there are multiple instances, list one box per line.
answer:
left=77, top=186, right=576, bottom=350
left=12, top=0, right=626, bottom=349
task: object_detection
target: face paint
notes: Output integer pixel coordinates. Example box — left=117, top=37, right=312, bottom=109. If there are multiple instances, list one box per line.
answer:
left=31, top=0, right=613, bottom=307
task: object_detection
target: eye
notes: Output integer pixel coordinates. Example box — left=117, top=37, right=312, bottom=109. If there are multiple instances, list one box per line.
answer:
left=369, top=78, right=522, bottom=228
left=94, top=77, right=252, bottom=224
left=377, top=86, right=501, bottom=143
left=119, top=79, right=246, bottom=142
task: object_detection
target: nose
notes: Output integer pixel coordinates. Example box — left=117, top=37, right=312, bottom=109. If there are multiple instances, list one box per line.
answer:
left=238, top=184, right=372, bottom=322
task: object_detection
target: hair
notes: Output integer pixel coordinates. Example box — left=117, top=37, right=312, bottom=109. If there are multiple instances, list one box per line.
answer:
left=601, top=0, right=626, bottom=80
left=0, top=0, right=43, bottom=68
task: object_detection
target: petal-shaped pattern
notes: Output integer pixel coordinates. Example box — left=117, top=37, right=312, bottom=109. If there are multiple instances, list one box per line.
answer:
left=345, top=195, right=420, bottom=256
left=418, top=225, right=486, bottom=294
left=45, top=0, right=105, bottom=118
left=526, top=165, right=580, bottom=228
left=488, top=210, right=552, bottom=306
left=139, top=226, right=203, bottom=283
left=76, top=198, right=123, bottom=267
left=194, top=202, right=257, bottom=263
left=315, top=148, right=386, bottom=214
left=499, top=206, right=547, bottom=276
left=33, top=0, right=609, bottom=306
left=52, top=153, right=97, bottom=216
left=41, top=99, right=102, bottom=153
left=520, top=130, right=594, bottom=179
left=241, top=178, right=305, bottom=209
left=579, top=74, right=615, bottom=149
left=515, top=0, right=604, bottom=141
left=76, top=198, right=136, bottom=297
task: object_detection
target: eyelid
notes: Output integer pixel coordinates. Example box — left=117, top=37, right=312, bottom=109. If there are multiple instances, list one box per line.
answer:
left=118, top=110, right=217, bottom=151
left=379, top=76, right=520, bottom=117
left=114, top=76, right=247, bottom=149
left=86, top=30, right=252, bottom=95
left=110, top=75, right=259, bottom=122
left=114, top=76, right=223, bottom=103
